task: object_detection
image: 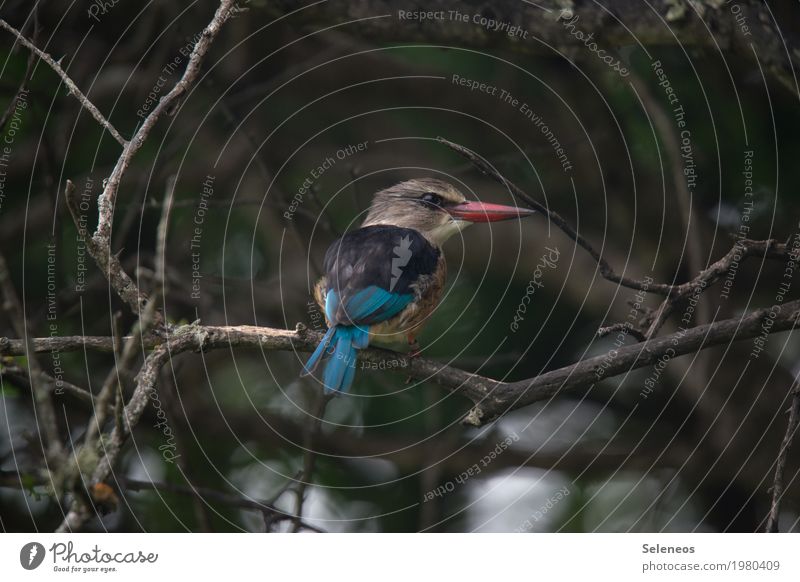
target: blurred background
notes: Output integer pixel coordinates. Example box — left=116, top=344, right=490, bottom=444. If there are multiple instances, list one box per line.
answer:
left=1, top=0, right=799, bottom=532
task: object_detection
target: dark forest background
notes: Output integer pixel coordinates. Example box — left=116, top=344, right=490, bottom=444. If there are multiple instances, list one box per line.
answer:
left=1, top=0, right=799, bottom=532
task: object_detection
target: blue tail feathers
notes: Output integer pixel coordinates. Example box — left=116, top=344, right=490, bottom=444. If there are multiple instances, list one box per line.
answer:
left=303, top=325, right=370, bottom=394
left=305, top=286, right=410, bottom=393
left=301, top=327, right=335, bottom=376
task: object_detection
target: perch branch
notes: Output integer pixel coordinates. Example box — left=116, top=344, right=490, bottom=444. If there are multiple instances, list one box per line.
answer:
left=7, top=291, right=799, bottom=430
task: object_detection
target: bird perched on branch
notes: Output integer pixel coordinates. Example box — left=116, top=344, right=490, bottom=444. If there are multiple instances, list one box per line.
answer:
left=303, top=178, right=535, bottom=393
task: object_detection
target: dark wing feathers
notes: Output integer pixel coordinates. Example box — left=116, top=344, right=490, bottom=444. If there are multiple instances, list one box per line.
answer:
left=323, top=225, right=440, bottom=326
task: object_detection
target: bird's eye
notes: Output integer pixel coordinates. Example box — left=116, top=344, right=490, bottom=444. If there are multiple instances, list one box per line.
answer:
left=420, top=192, right=443, bottom=206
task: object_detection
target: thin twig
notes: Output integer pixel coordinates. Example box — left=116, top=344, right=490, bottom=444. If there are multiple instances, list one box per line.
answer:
left=628, top=69, right=710, bottom=327
left=155, top=175, right=176, bottom=292
left=597, top=322, right=647, bottom=343
left=437, top=137, right=675, bottom=295
left=291, top=391, right=333, bottom=532
left=77, top=1, right=232, bottom=322
left=437, top=139, right=792, bottom=343
left=0, top=11, right=36, bottom=133
left=123, top=478, right=310, bottom=531
left=0, top=19, right=127, bottom=146
left=0, top=469, right=323, bottom=532
left=0, top=362, right=95, bottom=407
left=84, top=312, right=123, bottom=446
left=766, top=382, right=800, bottom=532
left=120, top=477, right=325, bottom=532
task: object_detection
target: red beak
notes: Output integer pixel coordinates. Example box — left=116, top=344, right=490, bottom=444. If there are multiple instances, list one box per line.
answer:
left=447, top=200, right=536, bottom=223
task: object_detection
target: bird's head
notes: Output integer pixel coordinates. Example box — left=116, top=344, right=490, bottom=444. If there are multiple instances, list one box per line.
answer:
left=362, top=178, right=535, bottom=245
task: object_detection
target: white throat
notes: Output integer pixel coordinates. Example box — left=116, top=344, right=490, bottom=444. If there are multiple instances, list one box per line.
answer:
left=423, top=219, right=472, bottom=246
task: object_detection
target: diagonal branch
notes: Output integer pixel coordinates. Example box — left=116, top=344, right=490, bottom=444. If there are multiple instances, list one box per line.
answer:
left=119, top=477, right=325, bottom=533
left=92, top=0, right=234, bottom=247
left=0, top=10, right=37, bottom=133
left=53, top=0, right=232, bottom=319
left=477, top=298, right=800, bottom=425
left=0, top=18, right=127, bottom=146
left=64, top=180, right=149, bottom=317
left=641, top=237, right=787, bottom=338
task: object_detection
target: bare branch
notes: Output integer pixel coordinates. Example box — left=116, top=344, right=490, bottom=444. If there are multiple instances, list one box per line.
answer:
left=264, top=0, right=800, bottom=92
left=467, top=298, right=800, bottom=425
left=0, top=11, right=36, bottom=133
left=84, top=313, right=131, bottom=446
left=55, top=3, right=236, bottom=533
left=0, top=362, right=95, bottom=407
left=0, top=19, right=127, bottom=146
left=56, top=0, right=232, bottom=322
left=65, top=180, right=151, bottom=317
left=3, top=1, right=795, bottom=533
left=93, top=0, right=234, bottom=246
left=0, top=333, right=127, bottom=355
left=0, top=469, right=322, bottom=532
left=57, top=282, right=163, bottom=532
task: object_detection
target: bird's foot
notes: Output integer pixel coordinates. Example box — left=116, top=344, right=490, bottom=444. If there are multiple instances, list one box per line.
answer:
left=407, top=338, right=421, bottom=359
left=405, top=339, right=421, bottom=384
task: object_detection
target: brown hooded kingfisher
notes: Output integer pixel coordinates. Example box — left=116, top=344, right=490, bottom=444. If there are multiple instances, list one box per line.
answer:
left=302, top=177, right=535, bottom=393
